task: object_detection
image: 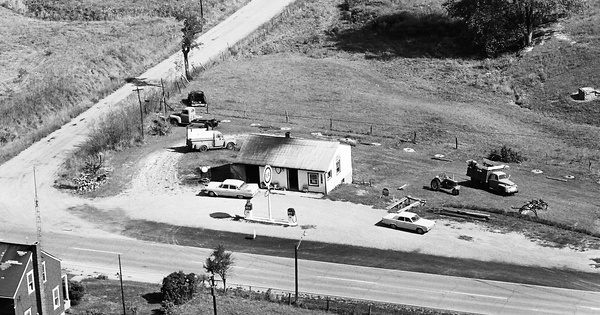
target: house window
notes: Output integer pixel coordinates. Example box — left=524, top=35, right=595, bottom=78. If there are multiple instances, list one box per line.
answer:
left=24, top=308, right=32, bottom=315
left=308, top=173, right=319, bottom=186
left=27, top=270, right=35, bottom=294
left=336, top=156, right=341, bottom=174
left=53, top=286, right=60, bottom=309
left=42, top=261, right=47, bottom=283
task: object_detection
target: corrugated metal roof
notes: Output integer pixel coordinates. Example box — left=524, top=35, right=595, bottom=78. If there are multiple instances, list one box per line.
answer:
left=236, top=134, right=340, bottom=171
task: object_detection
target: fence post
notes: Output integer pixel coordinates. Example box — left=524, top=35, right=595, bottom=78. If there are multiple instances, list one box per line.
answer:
left=288, top=293, right=291, bottom=305
left=329, top=118, right=333, bottom=130
left=368, top=304, right=372, bottom=315
left=285, top=110, right=289, bottom=123
left=326, top=297, right=330, bottom=312
left=455, top=136, right=458, bottom=149
left=369, top=124, right=373, bottom=135
left=413, top=131, right=417, bottom=143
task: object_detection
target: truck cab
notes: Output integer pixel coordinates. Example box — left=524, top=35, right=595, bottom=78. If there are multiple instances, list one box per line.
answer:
left=486, top=171, right=518, bottom=194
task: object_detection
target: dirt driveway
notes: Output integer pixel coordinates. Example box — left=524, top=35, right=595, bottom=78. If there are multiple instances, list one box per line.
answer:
left=91, top=145, right=600, bottom=273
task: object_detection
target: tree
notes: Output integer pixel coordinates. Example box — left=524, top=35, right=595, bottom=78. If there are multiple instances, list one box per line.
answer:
left=161, top=271, right=198, bottom=305
left=181, top=15, right=203, bottom=80
left=443, top=0, right=583, bottom=55
left=67, top=280, right=85, bottom=306
left=204, top=245, right=234, bottom=291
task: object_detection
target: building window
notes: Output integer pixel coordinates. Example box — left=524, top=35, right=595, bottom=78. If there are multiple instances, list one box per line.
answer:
left=42, top=261, right=47, bottom=283
left=27, top=270, right=35, bottom=294
left=53, top=286, right=60, bottom=309
left=24, top=308, right=32, bottom=315
left=336, top=156, right=341, bottom=174
left=308, top=173, right=319, bottom=186
left=327, top=170, right=332, bottom=179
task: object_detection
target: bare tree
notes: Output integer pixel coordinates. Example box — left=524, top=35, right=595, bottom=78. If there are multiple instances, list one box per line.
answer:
left=204, top=245, right=234, bottom=291
left=181, top=15, right=203, bottom=80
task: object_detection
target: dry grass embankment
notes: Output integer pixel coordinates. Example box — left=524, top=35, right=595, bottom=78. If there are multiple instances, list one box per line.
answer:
left=0, top=0, right=250, bottom=164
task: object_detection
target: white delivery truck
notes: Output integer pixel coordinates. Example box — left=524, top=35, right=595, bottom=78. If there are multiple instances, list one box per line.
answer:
left=186, top=127, right=236, bottom=152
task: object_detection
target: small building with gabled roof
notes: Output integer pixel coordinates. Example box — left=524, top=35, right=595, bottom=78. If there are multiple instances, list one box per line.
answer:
left=0, top=242, right=70, bottom=315
left=233, top=133, right=352, bottom=194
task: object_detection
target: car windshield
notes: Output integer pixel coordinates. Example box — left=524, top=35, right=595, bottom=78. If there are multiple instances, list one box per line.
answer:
left=498, top=174, right=507, bottom=180
left=410, top=215, right=420, bottom=222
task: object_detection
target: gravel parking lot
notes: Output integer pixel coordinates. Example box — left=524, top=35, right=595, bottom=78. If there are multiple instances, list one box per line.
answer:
left=91, top=147, right=600, bottom=273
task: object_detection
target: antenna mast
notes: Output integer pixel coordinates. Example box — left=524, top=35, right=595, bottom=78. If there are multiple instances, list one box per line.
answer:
left=34, top=166, right=43, bottom=248
left=33, top=166, right=47, bottom=315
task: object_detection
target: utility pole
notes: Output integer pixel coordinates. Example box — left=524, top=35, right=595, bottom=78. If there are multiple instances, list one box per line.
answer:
left=119, top=254, right=126, bottom=315
left=133, top=87, right=144, bottom=139
left=210, top=274, right=218, bottom=315
left=294, top=231, right=307, bottom=304
left=200, top=0, right=204, bottom=21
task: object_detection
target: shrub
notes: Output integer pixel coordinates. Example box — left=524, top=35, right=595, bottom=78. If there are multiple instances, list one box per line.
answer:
left=161, top=271, right=197, bottom=305
left=487, top=145, right=526, bottom=163
left=68, top=280, right=85, bottom=306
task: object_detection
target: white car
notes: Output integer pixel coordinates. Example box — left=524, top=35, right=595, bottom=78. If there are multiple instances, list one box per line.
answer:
left=381, top=211, right=435, bottom=234
left=201, top=179, right=259, bottom=199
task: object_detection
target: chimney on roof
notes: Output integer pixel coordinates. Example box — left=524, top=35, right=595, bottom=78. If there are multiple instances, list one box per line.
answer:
left=285, top=132, right=290, bottom=138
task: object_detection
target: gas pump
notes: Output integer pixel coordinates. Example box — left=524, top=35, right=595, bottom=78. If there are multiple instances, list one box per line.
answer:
left=287, top=208, right=297, bottom=224
left=244, top=200, right=253, bottom=219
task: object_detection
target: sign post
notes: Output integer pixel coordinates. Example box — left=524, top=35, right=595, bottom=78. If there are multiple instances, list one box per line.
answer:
left=263, top=165, right=273, bottom=221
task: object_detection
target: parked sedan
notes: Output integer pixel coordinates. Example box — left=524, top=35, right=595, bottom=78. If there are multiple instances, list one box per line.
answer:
left=381, top=211, right=435, bottom=234
left=201, top=179, right=259, bottom=199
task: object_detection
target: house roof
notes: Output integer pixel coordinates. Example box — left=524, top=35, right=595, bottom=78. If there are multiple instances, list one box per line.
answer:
left=0, top=242, right=59, bottom=299
left=236, top=134, right=343, bottom=172
left=0, top=242, right=32, bottom=298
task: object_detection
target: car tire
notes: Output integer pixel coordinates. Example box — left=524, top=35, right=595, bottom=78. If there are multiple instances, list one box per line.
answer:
left=208, top=191, right=216, bottom=197
left=169, top=118, right=178, bottom=126
left=416, top=228, right=424, bottom=235
left=452, top=188, right=459, bottom=195
left=226, top=142, right=235, bottom=150
left=430, top=178, right=441, bottom=191
left=390, top=224, right=397, bottom=229
left=199, top=145, right=208, bottom=152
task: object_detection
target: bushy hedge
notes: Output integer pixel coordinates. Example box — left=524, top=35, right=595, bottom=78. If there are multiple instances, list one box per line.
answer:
left=161, top=271, right=198, bottom=306
left=487, top=145, right=526, bottom=163
left=68, top=280, right=85, bottom=306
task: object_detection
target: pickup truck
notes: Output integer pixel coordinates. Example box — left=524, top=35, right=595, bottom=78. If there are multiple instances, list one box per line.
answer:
left=381, top=211, right=435, bottom=234
left=186, top=128, right=236, bottom=152
left=181, top=90, right=207, bottom=107
left=169, top=107, right=219, bottom=128
left=201, top=179, right=259, bottom=199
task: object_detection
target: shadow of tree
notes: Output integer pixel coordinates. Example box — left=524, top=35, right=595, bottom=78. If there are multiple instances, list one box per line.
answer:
left=142, top=292, right=163, bottom=304
left=330, top=9, right=478, bottom=60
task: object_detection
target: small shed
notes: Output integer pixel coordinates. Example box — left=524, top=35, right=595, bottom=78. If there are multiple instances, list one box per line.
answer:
left=575, top=87, right=600, bottom=101
left=233, top=133, right=352, bottom=194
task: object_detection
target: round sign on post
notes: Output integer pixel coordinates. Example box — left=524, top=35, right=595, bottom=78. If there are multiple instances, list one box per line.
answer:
left=263, top=165, right=272, bottom=186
